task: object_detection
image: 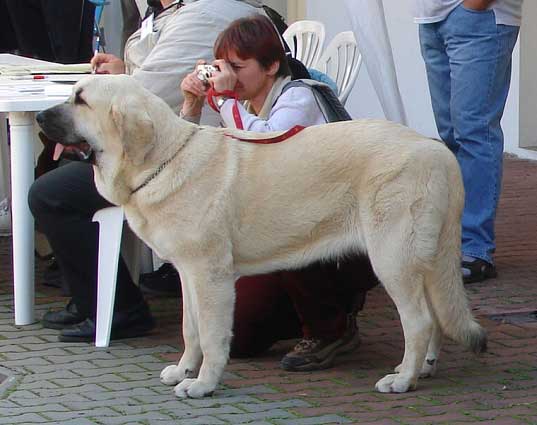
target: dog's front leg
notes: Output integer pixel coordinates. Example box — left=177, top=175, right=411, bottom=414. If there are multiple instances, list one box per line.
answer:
left=161, top=270, right=202, bottom=386
left=173, top=268, right=236, bottom=398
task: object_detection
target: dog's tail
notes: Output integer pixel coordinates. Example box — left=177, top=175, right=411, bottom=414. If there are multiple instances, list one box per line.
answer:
left=427, top=260, right=488, bottom=354
left=422, top=152, right=487, bottom=354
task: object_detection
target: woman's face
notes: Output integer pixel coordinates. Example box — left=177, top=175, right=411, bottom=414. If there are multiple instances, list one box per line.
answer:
left=226, top=50, right=278, bottom=102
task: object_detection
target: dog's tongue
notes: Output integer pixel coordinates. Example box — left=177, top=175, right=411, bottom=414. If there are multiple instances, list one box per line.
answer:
left=53, top=143, right=65, bottom=161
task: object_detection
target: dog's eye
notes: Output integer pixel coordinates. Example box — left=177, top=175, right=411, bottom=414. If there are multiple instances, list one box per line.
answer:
left=73, top=88, right=88, bottom=107
left=74, top=94, right=88, bottom=106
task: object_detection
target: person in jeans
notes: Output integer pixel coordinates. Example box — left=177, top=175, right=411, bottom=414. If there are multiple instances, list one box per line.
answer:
left=180, top=15, right=378, bottom=371
left=29, top=0, right=265, bottom=342
left=414, top=0, right=522, bottom=283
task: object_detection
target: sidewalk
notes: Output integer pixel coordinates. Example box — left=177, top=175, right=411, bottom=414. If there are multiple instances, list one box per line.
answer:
left=1, top=155, right=536, bottom=425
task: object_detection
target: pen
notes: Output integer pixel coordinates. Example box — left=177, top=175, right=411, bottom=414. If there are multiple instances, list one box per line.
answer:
left=92, top=36, right=100, bottom=74
left=12, top=75, right=47, bottom=80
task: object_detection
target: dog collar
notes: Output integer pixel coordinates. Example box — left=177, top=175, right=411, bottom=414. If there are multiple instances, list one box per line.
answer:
left=131, top=147, right=182, bottom=195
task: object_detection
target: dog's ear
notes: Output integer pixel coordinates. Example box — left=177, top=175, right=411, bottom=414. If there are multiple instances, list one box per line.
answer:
left=111, top=97, right=155, bottom=166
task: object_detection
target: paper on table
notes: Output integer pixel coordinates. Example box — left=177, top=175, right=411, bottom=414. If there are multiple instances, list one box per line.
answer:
left=0, top=63, right=92, bottom=76
left=44, top=84, right=75, bottom=97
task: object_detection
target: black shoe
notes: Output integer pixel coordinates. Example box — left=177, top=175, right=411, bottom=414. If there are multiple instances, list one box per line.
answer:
left=42, top=300, right=87, bottom=330
left=139, top=263, right=181, bottom=296
left=462, top=257, right=497, bottom=284
left=58, top=301, right=155, bottom=342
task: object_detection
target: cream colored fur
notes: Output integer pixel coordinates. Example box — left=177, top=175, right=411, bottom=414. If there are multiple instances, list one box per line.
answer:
left=39, top=75, right=487, bottom=398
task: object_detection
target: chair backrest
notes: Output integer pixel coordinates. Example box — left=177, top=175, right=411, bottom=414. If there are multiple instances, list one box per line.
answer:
left=313, top=31, right=362, bottom=105
left=282, top=20, right=326, bottom=68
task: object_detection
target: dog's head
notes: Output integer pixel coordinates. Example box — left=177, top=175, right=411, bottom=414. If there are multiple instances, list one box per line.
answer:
left=36, top=75, right=168, bottom=204
left=36, top=74, right=157, bottom=166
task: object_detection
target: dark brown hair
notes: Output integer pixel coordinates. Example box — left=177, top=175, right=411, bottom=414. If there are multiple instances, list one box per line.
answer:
left=214, top=14, right=291, bottom=77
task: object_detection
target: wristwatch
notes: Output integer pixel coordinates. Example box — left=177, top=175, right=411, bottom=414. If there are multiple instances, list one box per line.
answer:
left=216, top=96, right=230, bottom=109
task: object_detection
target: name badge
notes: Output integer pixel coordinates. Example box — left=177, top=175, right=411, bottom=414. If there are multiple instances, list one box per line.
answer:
left=140, top=13, right=154, bottom=40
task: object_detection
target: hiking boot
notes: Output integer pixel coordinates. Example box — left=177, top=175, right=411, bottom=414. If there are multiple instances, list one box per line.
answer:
left=281, top=315, right=361, bottom=372
left=462, top=256, right=497, bottom=284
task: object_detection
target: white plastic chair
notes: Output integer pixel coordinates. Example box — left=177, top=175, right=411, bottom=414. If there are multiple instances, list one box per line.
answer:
left=93, top=206, right=153, bottom=347
left=313, top=31, right=362, bottom=105
left=283, top=20, right=326, bottom=68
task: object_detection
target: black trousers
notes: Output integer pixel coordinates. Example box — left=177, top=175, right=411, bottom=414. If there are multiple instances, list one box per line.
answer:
left=5, top=0, right=95, bottom=63
left=0, top=0, right=18, bottom=53
left=28, top=162, right=144, bottom=318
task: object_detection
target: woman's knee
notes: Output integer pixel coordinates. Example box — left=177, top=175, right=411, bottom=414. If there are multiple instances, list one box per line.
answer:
left=28, top=171, right=58, bottom=217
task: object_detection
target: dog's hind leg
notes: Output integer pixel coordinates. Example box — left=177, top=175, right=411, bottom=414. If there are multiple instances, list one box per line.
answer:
left=419, top=304, right=443, bottom=378
left=395, top=314, right=442, bottom=378
left=369, top=241, right=433, bottom=393
left=173, top=265, right=236, bottom=398
left=161, top=269, right=203, bottom=386
left=395, top=283, right=443, bottom=379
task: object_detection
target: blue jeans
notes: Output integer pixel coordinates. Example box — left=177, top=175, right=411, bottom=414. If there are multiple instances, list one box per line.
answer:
left=419, top=4, right=519, bottom=264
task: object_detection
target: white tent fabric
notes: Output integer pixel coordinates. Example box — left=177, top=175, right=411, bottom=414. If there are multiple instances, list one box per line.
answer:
left=343, top=0, right=408, bottom=125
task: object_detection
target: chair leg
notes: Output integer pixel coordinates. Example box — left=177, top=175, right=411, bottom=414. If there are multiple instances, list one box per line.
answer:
left=92, top=206, right=124, bottom=347
left=0, top=114, right=10, bottom=201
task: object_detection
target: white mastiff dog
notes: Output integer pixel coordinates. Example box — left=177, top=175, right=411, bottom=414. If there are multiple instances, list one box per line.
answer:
left=36, top=75, right=486, bottom=398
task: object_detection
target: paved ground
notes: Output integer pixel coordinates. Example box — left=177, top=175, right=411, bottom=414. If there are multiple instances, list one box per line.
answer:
left=1, top=155, right=536, bottom=425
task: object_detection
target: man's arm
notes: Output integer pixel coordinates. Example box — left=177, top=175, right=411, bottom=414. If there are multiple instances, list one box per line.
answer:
left=130, top=8, right=221, bottom=112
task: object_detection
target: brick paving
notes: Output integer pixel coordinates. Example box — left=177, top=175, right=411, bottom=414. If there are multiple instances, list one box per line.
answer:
left=1, top=155, right=536, bottom=424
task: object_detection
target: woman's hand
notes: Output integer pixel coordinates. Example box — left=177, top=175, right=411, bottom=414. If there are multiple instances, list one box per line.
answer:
left=90, top=53, right=126, bottom=74
left=210, top=59, right=237, bottom=93
left=462, top=0, right=494, bottom=11
left=180, top=60, right=209, bottom=117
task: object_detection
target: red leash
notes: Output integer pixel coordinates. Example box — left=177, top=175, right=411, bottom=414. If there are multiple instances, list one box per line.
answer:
left=207, top=88, right=306, bottom=144
left=226, top=125, right=305, bottom=144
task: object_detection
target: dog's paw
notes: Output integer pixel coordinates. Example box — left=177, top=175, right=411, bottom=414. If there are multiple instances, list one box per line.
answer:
left=375, top=373, right=417, bottom=393
left=174, top=378, right=215, bottom=398
left=395, top=360, right=437, bottom=378
left=419, top=358, right=437, bottom=378
left=160, top=365, right=186, bottom=386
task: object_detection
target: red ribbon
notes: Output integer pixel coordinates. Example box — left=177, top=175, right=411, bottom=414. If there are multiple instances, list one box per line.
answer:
left=206, top=88, right=244, bottom=130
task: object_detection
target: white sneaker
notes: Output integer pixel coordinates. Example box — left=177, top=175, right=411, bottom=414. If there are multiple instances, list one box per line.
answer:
left=0, top=198, right=11, bottom=237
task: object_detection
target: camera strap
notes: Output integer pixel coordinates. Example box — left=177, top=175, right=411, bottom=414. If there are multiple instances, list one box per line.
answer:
left=206, top=88, right=244, bottom=130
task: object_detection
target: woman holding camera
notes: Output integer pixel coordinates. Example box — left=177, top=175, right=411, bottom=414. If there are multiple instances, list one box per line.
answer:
left=179, top=14, right=377, bottom=371
left=180, top=17, right=325, bottom=131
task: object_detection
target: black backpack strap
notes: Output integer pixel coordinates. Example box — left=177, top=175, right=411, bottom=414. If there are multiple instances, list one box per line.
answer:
left=263, top=6, right=310, bottom=80
left=263, top=5, right=287, bottom=36
left=279, top=80, right=352, bottom=123
left=310, top=83, right=352, bottom=122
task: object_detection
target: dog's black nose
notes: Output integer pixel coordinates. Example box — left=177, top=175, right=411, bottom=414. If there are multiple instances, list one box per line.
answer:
left=35, top=111, right=45, bottom=126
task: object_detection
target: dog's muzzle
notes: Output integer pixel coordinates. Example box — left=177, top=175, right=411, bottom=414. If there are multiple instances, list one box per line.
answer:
left=36, top=107, right=94, bottom=162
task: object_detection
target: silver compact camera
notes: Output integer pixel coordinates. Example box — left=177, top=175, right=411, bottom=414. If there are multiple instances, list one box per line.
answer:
left=196, top=64, right=219, bottom=83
